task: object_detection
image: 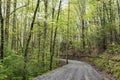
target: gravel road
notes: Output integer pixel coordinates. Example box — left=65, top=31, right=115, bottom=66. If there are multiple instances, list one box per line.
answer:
left=34, top=59, right=104, bottom=80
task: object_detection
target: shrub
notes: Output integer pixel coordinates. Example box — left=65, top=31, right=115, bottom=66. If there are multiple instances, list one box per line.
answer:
left=105, top=42, right=120, bottom=55
left=0, top=63, right=7, bottom=80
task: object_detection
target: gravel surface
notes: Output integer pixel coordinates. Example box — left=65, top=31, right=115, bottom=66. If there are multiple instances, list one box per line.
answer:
left=34, top=59, right=104, bottom=80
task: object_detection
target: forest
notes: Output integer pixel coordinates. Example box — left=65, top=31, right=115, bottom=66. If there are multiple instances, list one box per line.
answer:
left=0, top=0, right=120, bottom=80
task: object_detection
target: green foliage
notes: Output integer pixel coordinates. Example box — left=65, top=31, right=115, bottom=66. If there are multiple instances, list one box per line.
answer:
left=60, top=40, right=74, bottom=52
left=1, top=0, right=120, bottom=79
left=83, top=57, right=120, bottom=79
left=105, top=42, right=120, bottom=55
left=3, top=49, right=24, bottom=80
left=0, top=63, right=7, bottom=80
left=0, top=47, right=59, bottom=80
left=113, top=63, right=120, bottom=78
left=27, top=60, right=39, bottom=76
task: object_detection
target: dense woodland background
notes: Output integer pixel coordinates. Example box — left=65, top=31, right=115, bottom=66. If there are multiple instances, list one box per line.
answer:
left=0, top=0, right=120, bottom=80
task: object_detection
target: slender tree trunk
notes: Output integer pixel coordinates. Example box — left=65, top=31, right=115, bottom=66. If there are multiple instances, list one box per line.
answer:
left=5, top=0, right=11, bottom=47
left=66, top=0, right=70, bottom=64
left=103, top=5, right=106, bottom=50
left=0, top=0, right=4, bottom=61
left=42, top=0, right=48, bottom=67
left=117, top=0, right=120, bottom=42
left=37, top=29, right=41, bottom=68
left=22, top=0, right=40, bottom=80
left=117, top=0, right=120, bottom=26
left=78, top=0, right=86, bottom=53
left=109, top=0, right=113, bottom=43
left=81, top=19, right=85, bottom=50
left=12, top=0, right=17, bottom=50
left=50, top=0, right=62, bottom=70
left=100, top=2, right=106, bottom=50
left=23, top=0, right=30, bottom=52
left=49, top=0, right=55, bottom=70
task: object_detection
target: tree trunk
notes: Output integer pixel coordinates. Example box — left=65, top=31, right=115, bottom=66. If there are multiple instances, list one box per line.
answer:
left=22, top=0, right=40, bottom=80
left=23, top=0, right=30, bottom=52
left=50, top=0, right=62, bottom=70
left=66, top=0, right=70, bottom=64
left=5, top=0, right=11, bottom=47
left=49, top=0, right=55, bottom=70
left=0, top=0, right=4, bottom=61
left=12, top=0, right=17, bottom=50
left=42, top=0, right=48, bottom=67
left=109, top=0, right=113, bottom=43
left=78, top=0, right=86, bottom=53
left=81, top=19, right=85, bottom=50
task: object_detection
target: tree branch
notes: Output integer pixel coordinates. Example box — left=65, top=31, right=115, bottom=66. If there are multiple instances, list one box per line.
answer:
left=9, top=4, right=28, bottom=16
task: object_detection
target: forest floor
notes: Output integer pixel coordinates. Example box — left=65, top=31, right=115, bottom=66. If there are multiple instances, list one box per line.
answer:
left=90, top=63, right=117, bottom=80
left=34, top=59, right=116, bottom=80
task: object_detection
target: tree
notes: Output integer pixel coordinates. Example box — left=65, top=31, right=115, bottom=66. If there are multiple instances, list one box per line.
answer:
left=12, top=0, right=17, bottom=50
left=50, top=0, right=62, bottom=70
left=42, top=0, right=48, bottom=67
left=66, top=0, right=70, bottom=64
left=23, top=0, right=40, bottom=79
left=49, top=0, right=55, bottom=70
left=5, top=0, right=11, bottom=47
left=0, top=0, right=4, bottom=61
left=77, top=0, right=86, bottom=52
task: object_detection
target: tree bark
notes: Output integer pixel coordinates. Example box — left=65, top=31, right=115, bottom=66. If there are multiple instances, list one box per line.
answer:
left=81, top=19, right=85, bottom=50
left=49, top=0, right=55, bottom=70
left=5, top=0, right=11, bottom=46
left=12, top=0, right=17, bottom=50
left=0, top=0, right=4, bottom=61
left=42, top=0, right=48, bottom=68
left=66, top=0, right=70, bottom=64
left=78, top=0, right=86, bottom=52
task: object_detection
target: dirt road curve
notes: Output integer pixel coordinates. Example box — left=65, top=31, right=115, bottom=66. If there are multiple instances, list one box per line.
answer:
left=34, top=59, right=103, bottom=80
